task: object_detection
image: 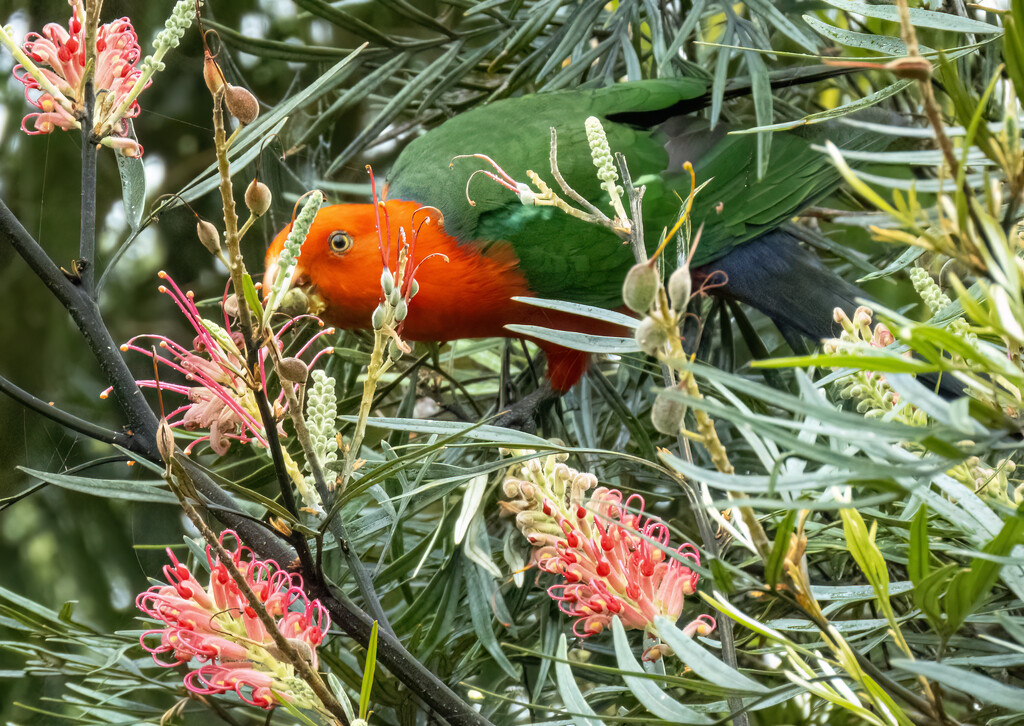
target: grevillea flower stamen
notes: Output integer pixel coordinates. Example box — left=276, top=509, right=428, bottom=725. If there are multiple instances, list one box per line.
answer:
left=504, top=453, right=716, bottom=660
left=105, top=272, right=334, bottom=457
left=137, top=530, right=329, bottom=712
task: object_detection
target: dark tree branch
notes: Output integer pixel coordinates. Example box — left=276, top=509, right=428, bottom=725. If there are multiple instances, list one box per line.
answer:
left=0, top=198, right=491, bottom=725
left=79, top=81, right=97, bottom=296
left=0, top=200, right=157, bottom=451
left=0, top=373, right=132, bottom=448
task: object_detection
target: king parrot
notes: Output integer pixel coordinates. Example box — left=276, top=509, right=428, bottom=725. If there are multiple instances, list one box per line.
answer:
left=265, top=76, right=882, bottom=394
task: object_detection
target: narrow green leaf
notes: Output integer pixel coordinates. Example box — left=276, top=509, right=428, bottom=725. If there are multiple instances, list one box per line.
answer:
left=908, top=504, right=930, bottom=586
left=115, top=152, right=146, bottom=233
left=18, top=466, right=177, bottom=504
left=821, top=0, right=1002, bottom=34
left=653, top=616, right=768, bottom=694
left=510, top=296, right=639, bottom=329
left=504, top=324, right=638, bottom=353
left=465, top=562, right=518, bottom=679
left=893, top=659, right=1024, bottom=710
left=610, top=617, right=715, bottom=723
left=554, top=635, right=603, bottom=726
left=359, top=620, right=378, bottom=720
left=765, top=509, right=797, bottom=589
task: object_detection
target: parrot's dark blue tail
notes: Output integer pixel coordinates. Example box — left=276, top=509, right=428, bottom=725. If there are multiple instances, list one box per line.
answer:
left=696, top=230, right=863, bottom=345
left=700, top=230, right=965, bottom=399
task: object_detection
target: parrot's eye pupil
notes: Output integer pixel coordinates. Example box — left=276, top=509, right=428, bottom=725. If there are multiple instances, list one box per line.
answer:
left=328, top=231, right=353, bottom=255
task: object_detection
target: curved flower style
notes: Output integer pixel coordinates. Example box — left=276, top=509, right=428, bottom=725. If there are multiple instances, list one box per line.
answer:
left=504, top=454, right=716, bottom=659
left=104, top=271, right=333, bottom=455
left=9, top=1, right=147, bottom=151
left=137, top=530, right=329, bottom=711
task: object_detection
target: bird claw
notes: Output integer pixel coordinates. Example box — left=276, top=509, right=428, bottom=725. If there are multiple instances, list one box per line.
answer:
left=491, top=379, right=559, bottom=432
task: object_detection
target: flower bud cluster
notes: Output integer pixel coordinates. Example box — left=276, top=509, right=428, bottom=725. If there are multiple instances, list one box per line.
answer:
left=304, top=369, right=339, bottom=494
left=265, top=191, right=323, bottom=320
left=950, top=455, right=1022, bottom=509
left=908, top=266, right=975, bottom=341
left=824, top=307, right=926, bottom=424
left=145, top=0, right=196, bottom=73
left=137, top=530, right=329, bottom=712
left=503, top=453, right=715, bottom=658
left=585, top=116, right=623, bottom=198
left=371, top=241, right=419, bottom=362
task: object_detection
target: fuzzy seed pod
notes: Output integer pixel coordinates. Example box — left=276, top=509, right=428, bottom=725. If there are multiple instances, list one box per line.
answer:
left=197, top=219, right=221, bottom=256
left=277, top=356, right=309, bottom=384
left=279, top=288, right=309, bottom=317
left=409, top=279, right=420, bottom=298
left=667, top=266, right=692, bottom=311
left=394, top=299, right=408, bottom=322
left=224, top=84, right=259, bottom=125
left=222, top=294, right=240, bottom=317
left=387, top=287, right=401, bottom=307
left=651, top=390, right=686, bottom=435
left=388, top=339, right=403, bottom=361
left=623, top=262, right=658, bottom=313
left=245, top=178, right=271, bottom=217
left=634, top=316, right=668, bottom=356
left=371, top=303, right=387, bottom=330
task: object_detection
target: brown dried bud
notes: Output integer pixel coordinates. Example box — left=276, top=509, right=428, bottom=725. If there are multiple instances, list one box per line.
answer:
left=277, top=356, right=308, bottom=384
left=622, top=262, right=659, bottom=313
left=224, top=84, right=259, bottom=125
left=197, top=219, right=221, bottom=256
left=245, top=178, right=272, bottom=217
left=884, top=57, right=932, bottom=82
left=157, top=418, right=176, bottom=462
left=203, top=52, right=224, bottom=95
left=223, top=293, right=240, bottom=318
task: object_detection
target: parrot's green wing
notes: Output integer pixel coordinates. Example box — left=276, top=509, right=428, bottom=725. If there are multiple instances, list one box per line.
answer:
left=385, top=78, right=888, bottom=310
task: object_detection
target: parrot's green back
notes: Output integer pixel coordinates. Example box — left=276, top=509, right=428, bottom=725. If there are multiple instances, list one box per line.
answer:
left=385, top=78, right=885, bottom=313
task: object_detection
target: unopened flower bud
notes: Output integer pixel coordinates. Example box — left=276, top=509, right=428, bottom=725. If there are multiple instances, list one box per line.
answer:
left=245, top=178, right=271, bottom=217
left=651, top=389, right=686, bottom=435
left=623, top=262, right=658, bottom=313
left=380, top=269, right=395, bottom=295
left=203, top=52, right=224, bottom=94
left=635, top=316, right=668, bottom=355
left=157, top=418, right=175, bottom=462
left=197, top=219, right=221, bottom=256
left=503, top=479, right=522, bottom=498
left=371, top=304, right=387, bottom=329
left=667, top=266, right=691, bottom=310
left=394, top=299, right=408, bottom=322
left=278, top=356, right=308, bottom=384
left=224, top=84, right=259, bottom=125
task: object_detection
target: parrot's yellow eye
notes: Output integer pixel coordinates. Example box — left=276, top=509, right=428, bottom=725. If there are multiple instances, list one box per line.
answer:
left=328, top=230, right=353, bottom=255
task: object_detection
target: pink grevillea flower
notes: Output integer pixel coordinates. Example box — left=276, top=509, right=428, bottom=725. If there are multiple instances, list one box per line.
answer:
left=504, top=454, right=716, bottom=660
left=8, top=0, right=147, bottom=152
left=104, top=271, right=333, bottom=455
left=137, top=529, right=329, bottom=711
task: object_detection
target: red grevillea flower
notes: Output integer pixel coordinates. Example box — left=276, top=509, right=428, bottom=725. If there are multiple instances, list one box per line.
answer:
left=137, top=530, right=329, bottom=711
left=104, top=271, right=333, bottom=455
left=9, top=1, right=146, bottom=152
left=504, top=454, right=716, bottom=659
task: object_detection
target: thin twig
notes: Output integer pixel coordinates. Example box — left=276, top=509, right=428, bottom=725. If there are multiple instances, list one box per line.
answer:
left=0, top=373, right=131, bottom=448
